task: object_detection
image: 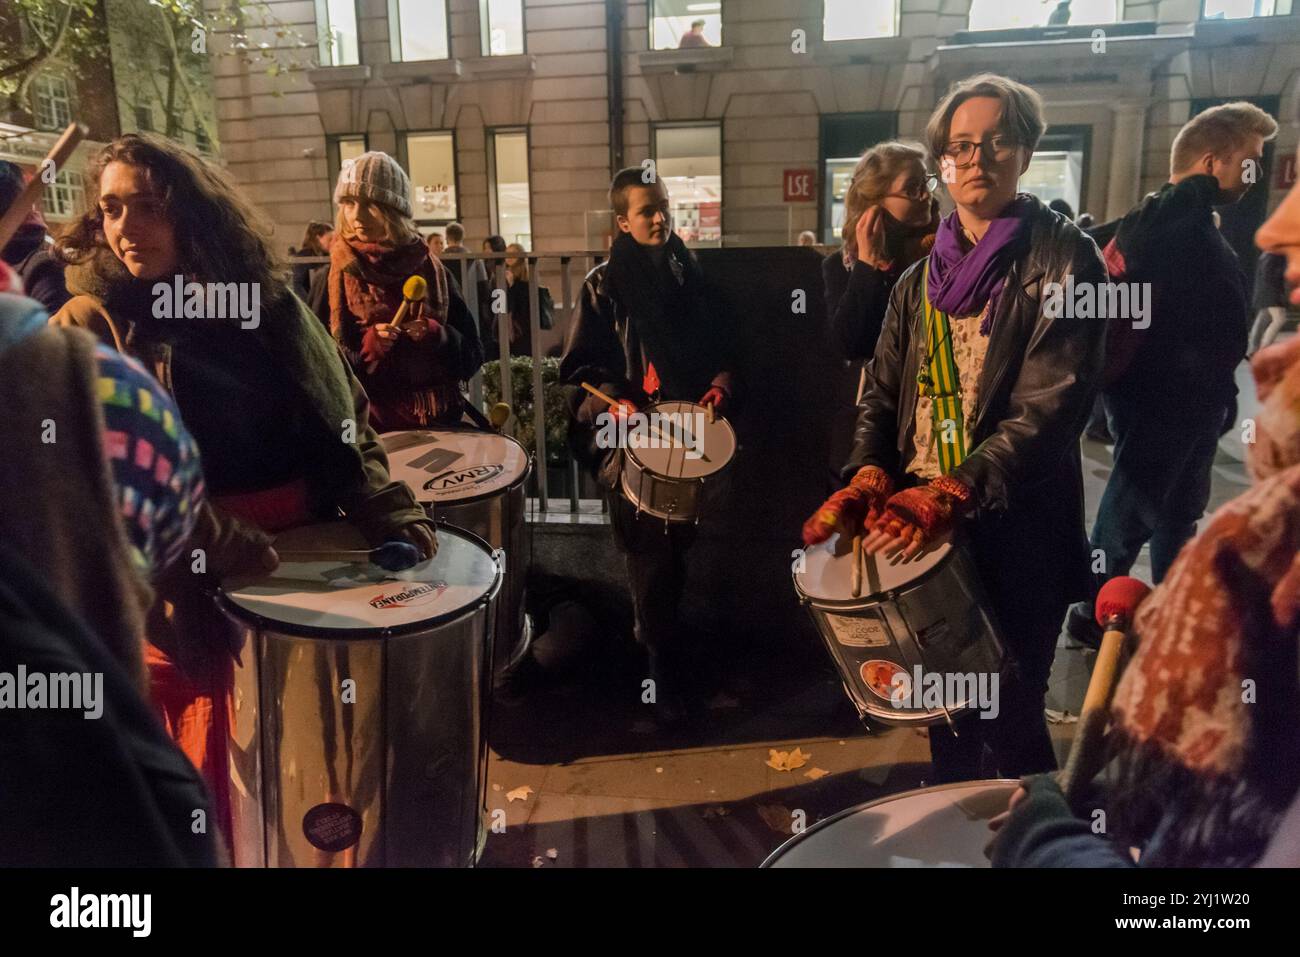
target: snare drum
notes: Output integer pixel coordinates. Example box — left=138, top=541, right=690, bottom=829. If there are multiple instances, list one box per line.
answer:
left=794, top=533, right=1005, bottom=727
left=381, top=428, right=530, bottom=675
left=619, top=400, right=736, bottom=524
left=219, top=520, right=502, bottom=868
left=763, top=780, right=1019, bottom=868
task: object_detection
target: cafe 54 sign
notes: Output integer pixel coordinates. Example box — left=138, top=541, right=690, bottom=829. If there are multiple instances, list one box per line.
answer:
left=783, top=168, right=816, bottom=202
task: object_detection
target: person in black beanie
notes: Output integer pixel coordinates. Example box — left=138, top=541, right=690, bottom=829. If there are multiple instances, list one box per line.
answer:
left=0, top=160, right=70, bottom=315
left=561, top=168, right=738, bottom=724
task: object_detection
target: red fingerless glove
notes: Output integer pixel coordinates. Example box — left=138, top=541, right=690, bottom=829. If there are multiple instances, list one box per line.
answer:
left=360, top=326, right=387, bottom=365
left=699, top=386, right=729, bottom=416
left=802, top=465, right=894, bottom=545
left=874, top=475, right=973, bottom=542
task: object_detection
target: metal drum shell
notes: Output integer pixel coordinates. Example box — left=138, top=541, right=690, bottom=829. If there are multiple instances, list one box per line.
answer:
left=618, top=401, right=736, bottom=524
left=219, top=521, right=501, bottom=868
left=793, top=543, right=1005, bottom=727
left=761, top=779, right=1020, bottom=868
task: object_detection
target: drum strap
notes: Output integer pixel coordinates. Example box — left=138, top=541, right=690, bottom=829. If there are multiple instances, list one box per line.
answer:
left=919, top=261, right=968, bottom=473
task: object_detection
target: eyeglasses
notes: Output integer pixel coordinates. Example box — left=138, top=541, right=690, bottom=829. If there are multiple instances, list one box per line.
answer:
left=884, top=174, right=940, bottom=202
left=942, top=135, right=1021, bottom=168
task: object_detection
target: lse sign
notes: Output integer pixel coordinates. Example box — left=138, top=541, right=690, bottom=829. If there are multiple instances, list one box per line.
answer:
left=784, top=168, right=816, bottom=202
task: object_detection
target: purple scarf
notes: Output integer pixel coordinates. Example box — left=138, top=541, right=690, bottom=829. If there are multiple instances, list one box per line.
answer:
left=927, top=194, right=1034, bottom=335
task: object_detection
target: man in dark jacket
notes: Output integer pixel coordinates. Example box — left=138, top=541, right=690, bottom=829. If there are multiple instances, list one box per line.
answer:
left=560, top=168, right=736, bottom=722
left=0, top=160, right=70, bottom=315
left=1087, top=103, right=1275, bottom=602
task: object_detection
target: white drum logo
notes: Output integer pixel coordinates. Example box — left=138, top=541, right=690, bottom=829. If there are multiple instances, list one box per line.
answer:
left=424, top=464, right=505, bottom=492
left=368, top=581, right=447, bottom=610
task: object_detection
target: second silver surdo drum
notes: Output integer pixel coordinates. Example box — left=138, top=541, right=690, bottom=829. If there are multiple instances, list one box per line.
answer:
left=381, top=428, right=531, bottom=675
left=220, top=521, right=501, bottom=867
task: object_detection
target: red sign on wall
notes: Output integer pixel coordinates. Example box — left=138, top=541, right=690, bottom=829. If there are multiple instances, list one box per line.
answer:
left=783, top=168, right=816, bottom=202
left=1278, top=155, right=1296, bottom=190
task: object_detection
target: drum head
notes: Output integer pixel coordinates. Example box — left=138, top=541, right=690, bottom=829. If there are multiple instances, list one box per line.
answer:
left=623, top=400, right=735, bottom=481
left=381, top=429, right=529, bottom=505
left=222, top=522, right=500, bottom=634
left=795, top=532, right=951, bottom=604
left=764, top=780, right=1018, bottom=868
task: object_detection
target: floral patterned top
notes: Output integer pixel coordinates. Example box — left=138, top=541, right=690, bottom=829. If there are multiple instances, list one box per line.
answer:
left=909, top=302, right=991, bottom=480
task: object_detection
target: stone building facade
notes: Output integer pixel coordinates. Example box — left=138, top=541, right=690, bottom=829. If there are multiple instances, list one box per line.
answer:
left=209, top=0, right=1300, bottom=261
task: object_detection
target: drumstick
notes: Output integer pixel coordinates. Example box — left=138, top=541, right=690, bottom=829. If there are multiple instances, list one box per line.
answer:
left=275, top=540, right=422, bottom=572
left=1057, top=576, right=1151, bottom=806
left=366, top=275, right=428, bottom=374
left=706, top=402, right=715, bottom=425
left=0, top=122, right=87, bottom=253
left=580, top=381, right=621, bottom=408
left=851, top=534, right=863, bottom=598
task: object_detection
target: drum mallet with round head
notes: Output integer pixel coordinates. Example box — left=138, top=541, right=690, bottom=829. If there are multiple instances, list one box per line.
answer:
left=1057, top=575, right=1152, bottom=806
left=365, top=274, right=428, bottom=374
left=274, top=540, right=423, bottom=572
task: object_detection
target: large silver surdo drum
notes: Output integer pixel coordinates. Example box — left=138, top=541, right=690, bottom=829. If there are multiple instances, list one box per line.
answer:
left=381, top=428, right=531, bottom=676
left=219, top=521, right=501, bottom=867
left=762, top=780, right=1019, bottom=868
left=794, top=533, right=1005, bottom=728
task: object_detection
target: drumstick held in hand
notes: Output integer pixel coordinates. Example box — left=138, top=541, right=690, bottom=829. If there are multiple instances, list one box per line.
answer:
left=851, top=534, right=863, bottom=598
left=1057, top=576, right=1151, bottom=806
left=580, top=381, right=622, bottom=408
left=0, top=122, right=86, bottom=253
left=274, top=540, right=422, bottom=572
left=365, top=275, right=428, bottom=374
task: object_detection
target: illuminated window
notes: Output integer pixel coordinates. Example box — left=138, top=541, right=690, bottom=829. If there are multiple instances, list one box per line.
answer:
left=389, top=0, right=450, bottom=61
left=820, top=113, right=898, bottom=245
left=43, top=169, right=84, bottom=220
left=490, top=129, right=532, bottom=246
left=32, top=74, right=72, bottom=131
left=650, top=0, right=723, bottom=51
left=968, top=0, right=1119, bottom=30
left=654, top=124, right=722, bottom=247
left=1202, top=0, right=1293, bottom=17
left=480, top=0, right=525, bottom=56
left=1019, top=128, right=1089, bottom=216
left=823, top=0, right=898, bottom=41
left=327, top=134, right=368, bottom=203
left=317, top=0, right=360, bottom=66
left=401, top=131, right=458, bottom=222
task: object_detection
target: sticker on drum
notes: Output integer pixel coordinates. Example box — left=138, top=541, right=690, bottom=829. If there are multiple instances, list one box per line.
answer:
left=222, top=522, right=499, bottom=634
left=825, top=615, right=890, bottom=648
left=381, top=429, right=529, bottom=505
left=794, top=532, right=951, bottom=604
left=302, top=802, right=363, bottom=852
left=763, top=780, right=1019, bottom=868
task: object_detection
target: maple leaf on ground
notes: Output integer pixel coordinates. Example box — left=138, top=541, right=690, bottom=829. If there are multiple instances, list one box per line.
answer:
left=506, top=785, right=534, bottom=803
left=765, top=747, right=811, bottom=771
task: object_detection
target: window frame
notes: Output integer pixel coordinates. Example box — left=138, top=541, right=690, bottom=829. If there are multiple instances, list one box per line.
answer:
left=479, top=0, right=528, bottom=57
left=651, top=120, right=725, bottom=247
left=315, top=0, right=362, bottom=67
left=388, top=0, right=452, bottom=63
left=821, top=0, right=901, bottom=42
left=487, top=126, right=534, bottom=246
left=1199, top=0, right=1294, bottom=19
left=32, top=72, right=73, bottom=131
left=817, top=111, right=899, bottom=244
left=648, top=0, right=725, bottom=52
left=965, top=0, right=1124, bottom=31
left=43, top=169, right=85, bottom=220
left=397, top=129, right=461, bottom=225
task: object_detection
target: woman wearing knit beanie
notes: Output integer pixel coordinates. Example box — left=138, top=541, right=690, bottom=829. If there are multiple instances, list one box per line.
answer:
left=327, top=151, right=483, bottom=431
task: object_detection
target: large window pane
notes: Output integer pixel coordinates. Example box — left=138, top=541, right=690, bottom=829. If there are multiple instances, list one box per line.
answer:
left=405, top=132, right=458, bottom=221
left=824, top=0, right=898, bottom=41
left=820, top=113, right=898, bottom=245
left=968, top=0, right=1118, bottom=30
left=1203, top=0, right=1293, bottom=17
left=320, top=0, right=360, bottom=66
left=491, top=130, right=532, bottom=247
left=650, top=0, right=722, bottom=51
left=391, top=0, right=449, bottom=61
left=329, top=134, right=367, bottom=204
left=655, top=125, right=722, bottom=247
left=1020, top=150, right=1083, bottom=213
left=32, top=74, right=72, bottom=131
left=481, top=0, right=525, bottom=56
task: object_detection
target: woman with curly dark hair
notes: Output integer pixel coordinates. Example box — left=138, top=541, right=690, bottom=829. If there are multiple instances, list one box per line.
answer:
left=51, top=133, right=436, bottom=846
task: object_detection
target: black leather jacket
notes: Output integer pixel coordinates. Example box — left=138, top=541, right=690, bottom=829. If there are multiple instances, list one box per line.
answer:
left=845, top=198, right=1107, bottom=626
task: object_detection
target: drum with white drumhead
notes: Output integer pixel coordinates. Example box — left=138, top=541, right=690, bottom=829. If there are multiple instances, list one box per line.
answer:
left=381, top=428, right=530, bottom=675
left=219, top=520, right=501, bottom=868
left=762, top=780, right=1019, bottom=868
left=619, top=399, right=736, bottom=525
left=794, top=533, right=1005, bottom=727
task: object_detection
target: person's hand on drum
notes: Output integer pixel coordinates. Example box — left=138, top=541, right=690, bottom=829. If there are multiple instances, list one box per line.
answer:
left=390, top=520, right=438, bottom=561
left=802, top=465, right=894, bottom=546
left=986, top=784, right=1029, bottom=835
left=699, top=385, right=730, bottom=418
left=864, top=475, right=972, bottom=560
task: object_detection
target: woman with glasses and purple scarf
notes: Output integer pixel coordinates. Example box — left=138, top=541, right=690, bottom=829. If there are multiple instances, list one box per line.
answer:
left=803, top=73, right=1107, bottom=783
